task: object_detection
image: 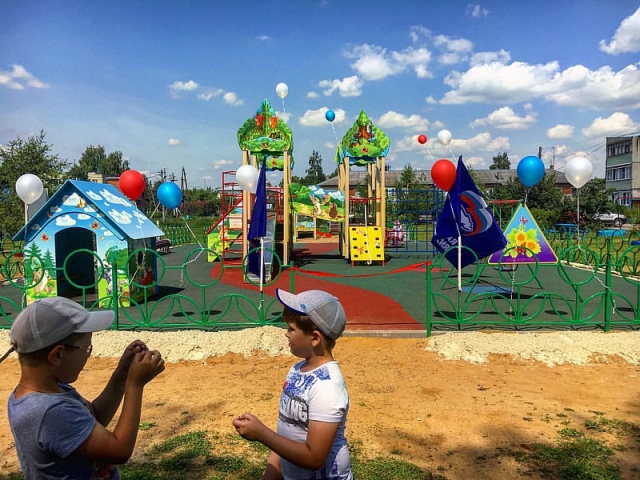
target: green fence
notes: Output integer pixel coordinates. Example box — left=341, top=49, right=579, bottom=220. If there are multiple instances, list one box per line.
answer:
left=2, top=231, right=640, bottom=336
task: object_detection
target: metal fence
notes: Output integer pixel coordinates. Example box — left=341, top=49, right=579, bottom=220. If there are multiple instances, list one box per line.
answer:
left=2, top=230, right=640, bottom=336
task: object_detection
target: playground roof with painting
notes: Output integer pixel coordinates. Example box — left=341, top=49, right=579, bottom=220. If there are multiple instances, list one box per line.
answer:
left=14, top=179, right=163, bottom=243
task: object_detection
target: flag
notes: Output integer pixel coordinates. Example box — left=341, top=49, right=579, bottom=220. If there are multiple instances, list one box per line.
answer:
left=247, top=159, right=267, bottom=279
left=431, top=156, right=507, bottom=269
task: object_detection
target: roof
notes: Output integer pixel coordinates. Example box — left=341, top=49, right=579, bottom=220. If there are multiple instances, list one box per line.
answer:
left=15, top=179, right=164, bottom=241
left=318, top=168, right=569, bottom=188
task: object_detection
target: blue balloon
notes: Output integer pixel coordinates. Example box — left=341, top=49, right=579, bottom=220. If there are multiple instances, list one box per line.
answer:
left=517, top=155, right=545, bottom=188
left=157, top=182, right=182, bottom=209
left=325, top=109, right=335, bottom=122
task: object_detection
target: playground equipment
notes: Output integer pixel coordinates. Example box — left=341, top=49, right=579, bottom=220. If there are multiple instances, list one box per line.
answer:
left=335, top=111, right=390, bottom=264
left=237, top=99, right=294, bottom=276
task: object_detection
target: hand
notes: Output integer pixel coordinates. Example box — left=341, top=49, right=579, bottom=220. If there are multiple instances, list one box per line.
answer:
left=126, top=350, right=165, bottom=387
left=233, top=413, right=268, bottom=442
left=117, top=340, right=149, bottom=371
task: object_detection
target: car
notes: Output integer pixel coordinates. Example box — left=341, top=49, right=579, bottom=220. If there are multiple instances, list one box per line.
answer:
left=593, top=211, right=627, bottom=227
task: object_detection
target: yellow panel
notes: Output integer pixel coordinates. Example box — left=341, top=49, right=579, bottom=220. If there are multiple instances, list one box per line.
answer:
left=349, top=226, right=384, bottom=264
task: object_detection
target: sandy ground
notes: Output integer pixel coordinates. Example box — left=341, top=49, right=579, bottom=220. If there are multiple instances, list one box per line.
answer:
left=1, top=329, right=640, bottom=479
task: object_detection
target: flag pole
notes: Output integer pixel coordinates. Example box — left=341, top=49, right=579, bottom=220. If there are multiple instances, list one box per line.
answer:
left=458, top=234, right=462, bottom=292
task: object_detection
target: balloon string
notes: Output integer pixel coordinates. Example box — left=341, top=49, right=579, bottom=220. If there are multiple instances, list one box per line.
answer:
left=330, top=123, right=339, bottom=146
left=281, top=99, right=286, bottom=117
left=426, top=148, right=435, bottom=162
left=449, top=149, right=456, bottom=161
left=524, top=189, right=529, bottom=206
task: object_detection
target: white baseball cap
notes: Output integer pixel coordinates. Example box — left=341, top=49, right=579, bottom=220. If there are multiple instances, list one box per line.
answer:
left=276, top=289, right=346, bottom=340
left=9, top=297, right=115, bottom=354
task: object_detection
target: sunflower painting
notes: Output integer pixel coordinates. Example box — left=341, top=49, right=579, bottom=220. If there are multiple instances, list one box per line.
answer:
left=488, top=203, right=558, bottom=265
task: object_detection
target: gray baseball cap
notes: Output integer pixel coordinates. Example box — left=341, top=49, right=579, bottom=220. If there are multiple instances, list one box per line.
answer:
left=276, top=289, right=346, bottom=340
left=9, top=297, right=115, bottom=354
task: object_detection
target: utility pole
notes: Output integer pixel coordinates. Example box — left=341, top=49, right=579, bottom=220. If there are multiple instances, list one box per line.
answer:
left=180, top=167, right=188, bottom=205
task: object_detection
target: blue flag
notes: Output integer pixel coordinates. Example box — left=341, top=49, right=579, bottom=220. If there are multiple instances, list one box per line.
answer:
left=431, top=156, right=507, bottom=269
left=247, top=159, right=267, bottom=279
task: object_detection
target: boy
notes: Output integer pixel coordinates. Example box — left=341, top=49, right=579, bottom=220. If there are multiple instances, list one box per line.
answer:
left=233, top=289, right=352, bottom=480
left=0, top=296, right=165, bottom=479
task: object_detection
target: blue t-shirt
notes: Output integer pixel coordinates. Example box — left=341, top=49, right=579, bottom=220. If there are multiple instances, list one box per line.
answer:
left=8, top=384, right=119, bottom=480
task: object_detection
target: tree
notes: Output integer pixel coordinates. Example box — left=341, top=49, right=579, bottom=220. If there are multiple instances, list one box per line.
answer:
left=304, top=150, right=325, bottom=185
left=0, top=131, right=68, bottom=235
left=67, top=145, right=130, bottom=180
left=490, top=152, right=510, bottom=170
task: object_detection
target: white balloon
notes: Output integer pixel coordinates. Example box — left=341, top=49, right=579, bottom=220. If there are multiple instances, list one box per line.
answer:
left=15, top=173, right=44, bottom=204
left=565, top=156, right=593, bottom=189
left=236, top=165, right=260, bottom=193
left=437, top=129, right=452, bottom=146
left=275, top=82, right=289, bottom=99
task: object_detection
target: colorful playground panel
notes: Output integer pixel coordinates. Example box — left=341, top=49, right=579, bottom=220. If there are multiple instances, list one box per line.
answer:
left=349, top=226, right=384, bottom=266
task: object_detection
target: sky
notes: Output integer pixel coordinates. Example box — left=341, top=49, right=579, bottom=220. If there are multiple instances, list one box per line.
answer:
left=2, top=0, right=640, bottom=189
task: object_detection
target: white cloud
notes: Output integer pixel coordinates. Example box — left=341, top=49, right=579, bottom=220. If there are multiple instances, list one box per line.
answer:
left=197, top=88, right=224, bottom=101
left=223, top=91, right=243, bottom=106
left=299, top=108, right=346, bottom=127
left=256, top=35, right=271, bottom=41
left=466, top=4, right=490, bottom=18
left=110, top=209, right=132, bottom=224
left=62, top=193, right=83, bottom=206
left=169, top=80, right=198, bottom=91
left=56, top=214, right=76, bottom=226
left=318, top=76, right=364, bottom=97
left=376, top=111, right=429, bottom=131
left=441, top=61, right=640, bottom=109
left=547, top=124, right=574, bottom=139
left=307, top=91, right=319, bottom=99
left=212, top=159, right=234, bottom=169
left=168, top=138, right=180, bottom=146
left=466, top=156, right=488, bottom=168
left=599, top=6, right=640, bottom=54
left=344, top=43, right=433, bottom=80
left=470, top=106, right=537, bottom=130
left=470, top=49, right=510, bottom=67
left=0, top=64, right=49, bottom=90
left=433, top=35, right=473, bottom=65
left=86, top=191, right=102, bottom=201
left=581, top=112, right=640, bottom=137
left=101, top=189, right=131, bottom=206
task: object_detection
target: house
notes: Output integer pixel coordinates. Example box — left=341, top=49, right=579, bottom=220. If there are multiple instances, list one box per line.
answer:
left=605, top=136, right=640, bottom=208
left=14, top=179, right=164, bottom=306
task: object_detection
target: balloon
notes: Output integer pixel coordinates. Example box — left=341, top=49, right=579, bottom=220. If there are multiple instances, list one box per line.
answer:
left=417, top=134, right=427, bottom=145
left=325, top=109, right=335, bottom=122
left=15, top=174, right=44, bottom=204
left=517, top=155, right=545, bottom=188
left=275, top=82, right=288, bottom=99
left=437, top=129, right=452, bottom=146
left=431, top=159, right=457, bottom=191
left=565, top=156, right=593, bottom=189
left=157, top=182, right=182, bottom=209
left=119, top=169, right=145, bottom=201
left=236, top=165, right=260, bottom=193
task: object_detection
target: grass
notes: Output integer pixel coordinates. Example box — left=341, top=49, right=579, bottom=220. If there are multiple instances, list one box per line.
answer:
left=2, top=412, right=639, bottom=480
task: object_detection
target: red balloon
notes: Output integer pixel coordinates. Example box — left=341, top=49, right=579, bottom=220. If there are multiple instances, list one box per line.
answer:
left=431, top=159, right=456, bottom=191
left=417, top=134, right=427, bottom=144
left=119, top=169, right=145, bottom=201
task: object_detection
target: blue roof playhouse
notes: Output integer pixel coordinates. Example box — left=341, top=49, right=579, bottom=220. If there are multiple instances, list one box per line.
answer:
left=14, top=179, right=164, bottom=307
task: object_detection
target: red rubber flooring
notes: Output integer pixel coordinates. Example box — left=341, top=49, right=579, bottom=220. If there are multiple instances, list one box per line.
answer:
left=219, top=240, right=425, bottom=333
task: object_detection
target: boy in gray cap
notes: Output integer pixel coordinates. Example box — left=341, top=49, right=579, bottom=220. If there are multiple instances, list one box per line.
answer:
left=233, top=289, right=353, bottom=480
left=0, top=297, right=165, bottom=479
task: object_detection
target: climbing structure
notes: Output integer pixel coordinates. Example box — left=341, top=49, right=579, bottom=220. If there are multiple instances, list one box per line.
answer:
left=237, top=99, right=294, bottom=266
left=335, top=110, right=390, bottom=264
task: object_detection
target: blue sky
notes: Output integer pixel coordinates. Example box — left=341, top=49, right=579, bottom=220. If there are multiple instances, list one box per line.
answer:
left=2, top=0, right=640, bottom=189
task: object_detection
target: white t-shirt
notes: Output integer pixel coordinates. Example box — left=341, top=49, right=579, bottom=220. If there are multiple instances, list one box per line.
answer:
left=277, top=360, right=352, bottom=480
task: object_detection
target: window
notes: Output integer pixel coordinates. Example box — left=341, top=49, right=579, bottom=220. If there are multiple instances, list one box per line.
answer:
left=605, top=165, right=631, bottom=181
left=611, top=190, right=631, bottom=206
left=607, top=139, right=632, bottom=157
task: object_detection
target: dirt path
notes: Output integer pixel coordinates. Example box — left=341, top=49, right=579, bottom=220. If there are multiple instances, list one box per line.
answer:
left=1, top=329, right=640, bottom=479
